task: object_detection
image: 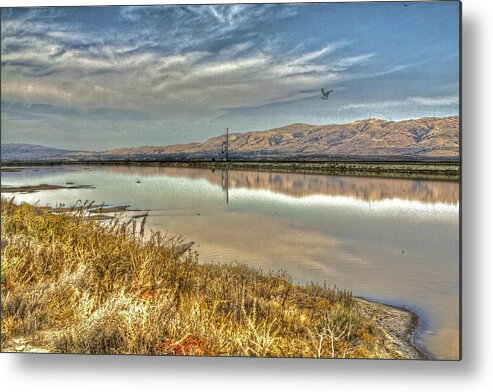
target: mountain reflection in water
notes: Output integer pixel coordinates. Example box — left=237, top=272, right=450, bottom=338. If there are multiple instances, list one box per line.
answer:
left=100, top=165, right=459, bottom=205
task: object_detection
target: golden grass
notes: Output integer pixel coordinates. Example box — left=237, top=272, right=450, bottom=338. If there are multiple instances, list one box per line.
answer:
left=1, top=198, right=402, bottom=358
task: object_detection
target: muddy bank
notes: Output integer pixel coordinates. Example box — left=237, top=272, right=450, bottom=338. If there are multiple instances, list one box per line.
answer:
left=1, top=183, right=94, bottom=193
left=356, top=298, right=427, bottom=359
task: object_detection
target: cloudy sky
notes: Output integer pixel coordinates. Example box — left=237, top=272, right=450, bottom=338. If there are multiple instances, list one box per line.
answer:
left=1, top=2, right=460, bottom=150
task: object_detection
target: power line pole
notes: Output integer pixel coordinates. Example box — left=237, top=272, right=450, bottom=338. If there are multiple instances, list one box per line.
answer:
left=221, top=169, right=229, bottom=204
left=226, top=169, right=229, bottom=204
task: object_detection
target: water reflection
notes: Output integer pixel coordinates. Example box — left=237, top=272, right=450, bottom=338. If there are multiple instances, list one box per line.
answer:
left=99, top=165, right=459, bottom=205
left=1, top=165, right=459, bottom=360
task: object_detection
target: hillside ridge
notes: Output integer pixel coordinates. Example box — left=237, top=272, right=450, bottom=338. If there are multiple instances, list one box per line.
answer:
left=1, top=116, right=459, bottom=162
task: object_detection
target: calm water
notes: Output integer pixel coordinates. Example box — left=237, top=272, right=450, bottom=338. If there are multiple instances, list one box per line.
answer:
left=1, top=165, right=460, bottom=359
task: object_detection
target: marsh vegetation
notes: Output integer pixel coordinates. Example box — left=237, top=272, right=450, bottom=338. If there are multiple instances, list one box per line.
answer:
left=1, top=199, right=421, bottom=357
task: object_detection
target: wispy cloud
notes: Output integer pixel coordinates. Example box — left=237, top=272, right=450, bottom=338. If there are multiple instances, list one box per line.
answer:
left=1, top=100, right=151, bottom=122
left=1, top=6, right=375, bottom=122
left=409, top=95, right=459, bottom=106
left=118, top=4, right=297, bottom=54
left=341, top=95, right=459, bottom=111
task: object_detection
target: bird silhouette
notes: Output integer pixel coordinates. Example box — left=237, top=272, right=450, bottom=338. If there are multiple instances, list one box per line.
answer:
left=320, top=88, right=334, bottom=100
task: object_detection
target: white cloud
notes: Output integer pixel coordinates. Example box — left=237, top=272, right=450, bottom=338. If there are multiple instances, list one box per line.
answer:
left=1, top=5, right=376, bottom=124
left=341, top=95, right=459, bottom=111
left=409, top=95, right=459, bottom=106
left=2, top=81, right=74, bottom=102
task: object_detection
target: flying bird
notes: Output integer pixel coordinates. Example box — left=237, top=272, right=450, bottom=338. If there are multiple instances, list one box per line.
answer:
left=320, top=88, right=334, bottom=100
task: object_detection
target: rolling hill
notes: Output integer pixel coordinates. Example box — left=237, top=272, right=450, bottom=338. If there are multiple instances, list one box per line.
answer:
left=1, top=143, right=79, bottom=162
left=1, top=116, right=459, bottom=162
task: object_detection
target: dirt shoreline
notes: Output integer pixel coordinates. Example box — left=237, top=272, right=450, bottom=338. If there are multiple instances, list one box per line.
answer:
left=1, top=160, right=459, bottom=181
left=355, top=297, right=428, bottom=359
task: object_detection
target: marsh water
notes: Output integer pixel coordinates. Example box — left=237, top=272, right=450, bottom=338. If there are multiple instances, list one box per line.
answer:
left=1, top=165, right=460, bottom=359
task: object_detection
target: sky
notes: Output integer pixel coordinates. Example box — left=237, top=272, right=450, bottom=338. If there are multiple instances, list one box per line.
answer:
left=1, top=2, right=460, bottom=150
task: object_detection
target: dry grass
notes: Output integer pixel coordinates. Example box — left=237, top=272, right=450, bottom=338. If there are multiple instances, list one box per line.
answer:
left=1, top=198, right=403, bottom=358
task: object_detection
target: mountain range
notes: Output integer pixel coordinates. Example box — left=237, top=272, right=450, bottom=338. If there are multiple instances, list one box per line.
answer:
left=1, top=116, right=459, bottom=162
